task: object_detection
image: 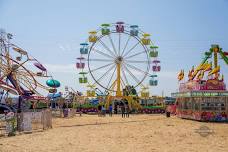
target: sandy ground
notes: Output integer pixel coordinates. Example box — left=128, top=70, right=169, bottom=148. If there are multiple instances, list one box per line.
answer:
left=0, top=114, right=228, bottom=152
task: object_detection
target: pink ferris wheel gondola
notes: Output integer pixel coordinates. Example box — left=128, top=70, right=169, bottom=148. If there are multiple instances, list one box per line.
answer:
left=152, top=60, right=161, bottom=72
left=76, top=57, right=85, bottom=69
left=116, top=21, right=125, bottom=33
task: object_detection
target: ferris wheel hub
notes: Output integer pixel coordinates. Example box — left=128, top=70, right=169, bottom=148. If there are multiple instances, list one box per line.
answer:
left=115, top=56, right=123, bottom=64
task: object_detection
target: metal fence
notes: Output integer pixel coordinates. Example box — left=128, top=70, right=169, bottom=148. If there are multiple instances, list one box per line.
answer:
left=0, top=115, right=6, bottom=137
left=0, top=109, right=52, bottom=137
left=0, top=114, right=17, bottom=137
left=17, top=109, right=52, bottom=132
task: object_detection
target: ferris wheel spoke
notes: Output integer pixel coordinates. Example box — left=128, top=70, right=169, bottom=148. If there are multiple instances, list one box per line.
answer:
left=120, top=35, right=131, bottom=56
left=0, top=57, right=8, bottom=64
left=0, top=57, right=29, bottom=81
left=92, top=48, right=114, bottom=59
left=118, top=33, right=121, bottom=56
left=17, top=78, right=35, bottom=91
left=120, top=77, right=127, bottom=90
left=124, top=62, right=150, bottom=77
left=90, top=62, right=114, bottom=73
left=88, top=58, right=114, bottom=62
left=121, top=66, right=129, bottom=85
left=123, top=41, right=140, bottom=58
left=92, top=64, right=116, bottom=86
left=123, top=64, right=144, bottom=87
left=125, top=66, right=145, bottom=87
left=36, top=82, right=49, bottom=90
left=108, top=35, right=118, bottom=56
left=98, top=39, right=117, bottom=57
left=106, top=66, right=117, bottom=90
left=25, top=77, right=48, bottom=90
left=124, top=51, right=145, bottom=60
left=17, top=74, right=37, bottom=87
left=17, top=70, right=38, bottom=84
left=120, top=78, right=125, bottom=91
left=19, top=78, right=40, bottom=95
left=125, top=60, right=150, bottom=63
left=18, top=74, right=37, bottom=85
left=12, top=76, right=22, bottom=93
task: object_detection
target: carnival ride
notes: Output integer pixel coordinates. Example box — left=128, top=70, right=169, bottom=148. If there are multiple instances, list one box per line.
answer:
left=173, top=44, right=228, bottom=121
left=76, top=22, right=161, bottom=108
left=0, top=29, right=60, bottom=110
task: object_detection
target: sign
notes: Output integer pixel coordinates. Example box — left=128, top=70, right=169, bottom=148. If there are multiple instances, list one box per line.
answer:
left=195, top=125, right=214, bottom=137
left=172, top=91, right=228, bottom=98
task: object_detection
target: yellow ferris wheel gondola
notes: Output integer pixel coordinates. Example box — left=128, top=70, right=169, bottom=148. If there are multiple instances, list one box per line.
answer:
left=86, top=84, right=96, bottom=97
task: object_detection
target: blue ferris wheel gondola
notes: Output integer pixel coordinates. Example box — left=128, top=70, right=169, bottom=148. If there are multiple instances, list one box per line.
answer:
left=80, top=43, right=89, bottom=54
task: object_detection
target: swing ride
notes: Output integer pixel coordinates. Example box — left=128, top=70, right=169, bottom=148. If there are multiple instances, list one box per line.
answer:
left=0, top=29, right=60, bottom=109
left=76, top=22, right=161, bottom=108
left=173, top=44, right=228, bottom=121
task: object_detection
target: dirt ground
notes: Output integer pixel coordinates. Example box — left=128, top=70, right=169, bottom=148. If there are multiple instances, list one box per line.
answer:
left=0, top=114, right=228, bottom=152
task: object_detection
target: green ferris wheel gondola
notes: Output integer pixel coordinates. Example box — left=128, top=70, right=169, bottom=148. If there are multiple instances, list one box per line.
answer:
left=101, top=23, right=111, bottom=35
left=149, top=46, right=159, bottom=57
left=79, top=72, right=88, bottom=83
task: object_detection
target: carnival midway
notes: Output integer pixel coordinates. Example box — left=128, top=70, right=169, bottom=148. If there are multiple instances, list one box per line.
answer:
left=0, top=13, right=228, bottom=152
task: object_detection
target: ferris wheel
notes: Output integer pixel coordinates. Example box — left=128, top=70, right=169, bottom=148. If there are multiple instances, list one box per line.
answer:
left=76, top=22, right=161, bottom=96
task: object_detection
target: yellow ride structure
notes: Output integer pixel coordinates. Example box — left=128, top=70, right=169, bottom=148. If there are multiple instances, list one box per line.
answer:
left=178, top=44, right=228, bottom=82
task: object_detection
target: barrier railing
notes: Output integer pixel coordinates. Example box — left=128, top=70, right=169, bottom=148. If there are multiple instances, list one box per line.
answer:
left=17, top=109, right=52, bottom=132
left=0, top=109, right=52, bottom=137
left=0, top=114, right=17, bottom=137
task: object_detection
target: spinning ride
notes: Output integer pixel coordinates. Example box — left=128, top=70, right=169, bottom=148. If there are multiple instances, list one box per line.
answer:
left=0, top=29, right=59, bottom=105
left=173, top=44, right=228, bottom=121
left=76, top=22, right=160, bottom=106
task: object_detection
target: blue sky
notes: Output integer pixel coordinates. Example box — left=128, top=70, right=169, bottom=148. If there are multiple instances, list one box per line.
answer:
left=0, top=0, right=228, bottom=96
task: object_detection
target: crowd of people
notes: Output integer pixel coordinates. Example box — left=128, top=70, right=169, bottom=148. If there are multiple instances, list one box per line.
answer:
left=97, top=102, right=130, bottom=118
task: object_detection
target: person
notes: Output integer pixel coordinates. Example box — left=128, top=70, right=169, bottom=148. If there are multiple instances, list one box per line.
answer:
left=62, top=103, right=68, bottom=117
left=125, top=103, right=130, bottom=118
left=121, top=102, right=125, bottom=118
left=101, top=105, right=106, bottom=117
left=166, top=105, right=171, bottom=117
left=109, top=104, right=112, bottom=117
left=79, top=104, right=82, bottom=116
left=98, top=104, right=102, bottom=117
left=114, top=104, right=117, bottom=114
